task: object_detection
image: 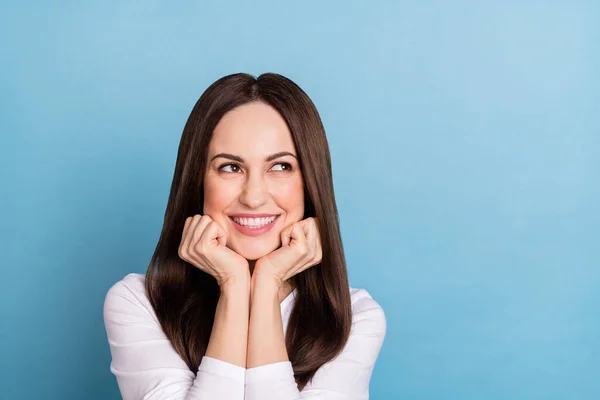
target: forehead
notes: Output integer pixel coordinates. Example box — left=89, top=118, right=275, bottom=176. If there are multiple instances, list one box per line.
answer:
left=209, top=102, right=296, bottom=157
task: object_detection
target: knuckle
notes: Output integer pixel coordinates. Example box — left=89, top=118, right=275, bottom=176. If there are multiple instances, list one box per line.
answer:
left=188, top=240, right=198, bottom=255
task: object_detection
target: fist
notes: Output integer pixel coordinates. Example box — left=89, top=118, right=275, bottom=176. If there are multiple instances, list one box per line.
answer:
left=178, top=215, right=249, bottom=286
left=255, top=217, right=323, bottom=286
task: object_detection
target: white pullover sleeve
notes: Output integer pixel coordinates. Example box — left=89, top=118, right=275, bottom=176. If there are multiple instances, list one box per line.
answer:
left=244, top=290, right=386, bottom=400
left=103, top=274, right=245, bottom=400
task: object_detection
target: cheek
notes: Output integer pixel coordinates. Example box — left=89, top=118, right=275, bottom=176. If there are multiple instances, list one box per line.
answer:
left=272, top=177, right=305, bottom=219
left=203, top=177, right=237, bottom=216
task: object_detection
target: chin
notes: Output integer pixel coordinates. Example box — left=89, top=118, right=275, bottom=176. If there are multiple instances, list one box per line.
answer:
left=231, top=240, right=280, bottom=261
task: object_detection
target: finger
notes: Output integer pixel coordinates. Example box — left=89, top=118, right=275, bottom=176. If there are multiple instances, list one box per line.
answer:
left=181, top=217, right=192, bottom=243
left=179, top=217, right=193, bottom=259
left=298, top=218, right=317, bottom=251
left=302, top=219, right=318, bottom=264
left=290, top=222, right=309, bottom=252
left=289, top=223, right=311, bottom=275
left=281, top=223, right=294, bottom=246
left=190, top=215, right=213, bottom=251
left=307, top=218, right=317, bottom=253
left=312, top=217, right=320, bottom=241
left=298, top=218, right=311, bottom=238
left=305, top=218, right=316, bottom=241
left=182, top=215, right=201, bottom=253
left=214, top=221, right=228, bottom=247
left=312, top=219, right=323, bottom=264
left=199, top=220, right=222, bottom=249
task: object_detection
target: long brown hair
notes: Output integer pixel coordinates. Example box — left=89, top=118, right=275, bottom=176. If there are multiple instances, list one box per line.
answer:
left=145, top=72, right=352, bottom=390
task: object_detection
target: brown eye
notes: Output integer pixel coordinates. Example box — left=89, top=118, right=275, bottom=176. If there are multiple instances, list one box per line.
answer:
left=219, top=163, right=241, bottom=173
left=271, top=162, right=293, bottom=172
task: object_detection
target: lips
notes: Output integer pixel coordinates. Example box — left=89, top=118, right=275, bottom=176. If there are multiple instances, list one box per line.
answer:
left=231, top=215, right=276, bottom=226
left=229, top=215, right=280, bottom=237
left=229, top=213, right=279, bottom=218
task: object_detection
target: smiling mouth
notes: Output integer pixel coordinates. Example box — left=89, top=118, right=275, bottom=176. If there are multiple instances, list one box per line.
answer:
left=230, top=215, right=279, bottom=229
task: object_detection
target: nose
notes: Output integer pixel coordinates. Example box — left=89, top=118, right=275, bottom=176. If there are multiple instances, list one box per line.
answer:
left=239, top=170, right=269, bottom=209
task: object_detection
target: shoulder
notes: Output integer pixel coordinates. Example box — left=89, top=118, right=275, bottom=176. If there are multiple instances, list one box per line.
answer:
left=348, top=287, right=387, bottom=338
left=103, top=273, right=156, bottom=322
left=104, top=272, right=147, bottom=302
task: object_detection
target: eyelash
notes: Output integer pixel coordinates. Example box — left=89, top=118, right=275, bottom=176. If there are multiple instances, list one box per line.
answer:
left=218, top=162, right=293, bottom=173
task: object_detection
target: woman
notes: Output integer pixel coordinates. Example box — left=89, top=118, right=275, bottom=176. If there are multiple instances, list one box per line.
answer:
left=103, top=72, right=386, bottom=400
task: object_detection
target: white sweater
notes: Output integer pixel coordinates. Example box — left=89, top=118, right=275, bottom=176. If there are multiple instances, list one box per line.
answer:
left=103, top=273, right=386, bottom=400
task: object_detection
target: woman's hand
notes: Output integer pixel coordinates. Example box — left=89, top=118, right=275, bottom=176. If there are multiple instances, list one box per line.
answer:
left=254, top=217, right=323, bottom=288
left=178, top=215, right=250, bottom=287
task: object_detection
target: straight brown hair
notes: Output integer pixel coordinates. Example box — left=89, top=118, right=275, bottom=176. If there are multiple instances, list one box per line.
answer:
left=145, top=72, right=352, bottom=390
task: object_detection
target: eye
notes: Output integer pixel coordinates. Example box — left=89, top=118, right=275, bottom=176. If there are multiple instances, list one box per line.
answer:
left=218, top=163, right=241, bottom=173
left=271, top=162, right=293, bottom=172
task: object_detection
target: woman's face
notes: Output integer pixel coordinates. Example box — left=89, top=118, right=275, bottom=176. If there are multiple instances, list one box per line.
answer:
left=203, top=101, right=305, bottom=261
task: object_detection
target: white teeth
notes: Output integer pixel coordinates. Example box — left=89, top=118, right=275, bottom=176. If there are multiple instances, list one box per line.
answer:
left=232, top=216, right=276, bottom=228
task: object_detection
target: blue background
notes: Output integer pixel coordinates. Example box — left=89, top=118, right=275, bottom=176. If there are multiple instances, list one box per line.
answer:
left=1, top=1, right=598, bottom=399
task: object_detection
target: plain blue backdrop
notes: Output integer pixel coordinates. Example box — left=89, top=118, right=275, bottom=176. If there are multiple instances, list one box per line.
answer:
left=1, top=1, right=598, bottom=399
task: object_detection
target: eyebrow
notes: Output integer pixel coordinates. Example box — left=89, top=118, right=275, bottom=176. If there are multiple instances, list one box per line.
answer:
left=210, top=151, right=297, bottom=163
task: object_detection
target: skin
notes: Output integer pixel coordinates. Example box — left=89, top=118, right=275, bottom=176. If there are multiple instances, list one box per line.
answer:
left=178, top=101, right=323, bottom=369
